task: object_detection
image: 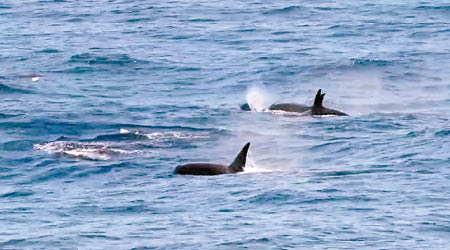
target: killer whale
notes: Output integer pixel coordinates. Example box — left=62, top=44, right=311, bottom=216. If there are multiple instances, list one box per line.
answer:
left=241, top=89, right=348, bottom=116
left=174, top=142, right=250, bottom=175
left=310, top=89, right=348, bottom=116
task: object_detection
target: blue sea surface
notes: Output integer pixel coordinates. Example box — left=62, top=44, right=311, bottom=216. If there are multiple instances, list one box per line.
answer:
left=1, top=0, right=449, bottom=249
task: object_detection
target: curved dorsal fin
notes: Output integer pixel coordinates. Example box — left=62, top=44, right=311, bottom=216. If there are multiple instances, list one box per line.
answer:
left=228, top=142, right=250, bottom=172
left=313, top=89, right=326, bottom=107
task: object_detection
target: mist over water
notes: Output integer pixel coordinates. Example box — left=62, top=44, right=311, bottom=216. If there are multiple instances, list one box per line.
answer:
left=1, top=0, right=449, bottom=249
left=246, top=85, right=273, bottom=112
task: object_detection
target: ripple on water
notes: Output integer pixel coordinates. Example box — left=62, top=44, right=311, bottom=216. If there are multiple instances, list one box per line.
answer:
left=67, top=53, right=147, bottom=66
left=0, top=190, right=34, bottom=198
left=0, top=83, right=33, bottom=94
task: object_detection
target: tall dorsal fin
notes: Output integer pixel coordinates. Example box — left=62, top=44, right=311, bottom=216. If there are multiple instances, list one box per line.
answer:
left=313, top=89, right=326, bottom=107
left=228, top=142, right=250, bottom=172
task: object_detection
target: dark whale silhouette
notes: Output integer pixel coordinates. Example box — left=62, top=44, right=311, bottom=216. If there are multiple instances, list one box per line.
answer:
left=174, top=142, right=250, bottom=175
left=241, top=89, right=348, bottom=116
left=310, top=89, right=348, bottom=116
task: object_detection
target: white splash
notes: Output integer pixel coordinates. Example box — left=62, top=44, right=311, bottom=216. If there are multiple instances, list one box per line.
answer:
left=120, top=129, right=209, bottom=141
left=63, top=148, right=111, bottom=160
left=269, top=109, right=310, bottom=116
left=246, top=85, right=273, bottom=112
left=312, top=114, right=337, bottom=117
left=34, top=141, right=112, bottom=160
left=144, top=131, right=205, bottom=140
left=243, top=151, right=273, bottom=173
left=34, top=141, right=142, bottom=160
left=120, top=128, right=131, bottom=134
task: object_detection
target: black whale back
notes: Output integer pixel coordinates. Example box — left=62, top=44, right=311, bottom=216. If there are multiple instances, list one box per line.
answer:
left=175, top=142, right=251, bottom=175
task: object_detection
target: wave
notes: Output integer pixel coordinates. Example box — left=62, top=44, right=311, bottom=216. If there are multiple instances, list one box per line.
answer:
left=0, top=190, right=34, bottom=198
left=55, top=52, right=152, bottom=74
left=314, top=168, right=395, bottom=177
left=247, top=190, right=295, bottom=204
left=0, top=83, right=32, bottom=94
left=0, top=119, right=217, bottom=134
left=0, top=113, right=19, bottom=119
left=263, top=6, right=304, bottom=15
left=119, top=129, right=210, bottom=141
left=415, top=5, right=450, bottom=11
left=184, top=18, right=217, bottom=23
left=34, top=129, right=213, bottom=160
left=247, top=190, right=377, bottom=205
left=434, top=129, right=450, bottom=137
left=349, top=58, right=394, bottom=67
left=34, top=141, right=135, bottom=160
left=36, top=48, right=60, bottom=54
left=67, top=53, right=148, bottom=66
left=242, top=153, right=274, bottom=174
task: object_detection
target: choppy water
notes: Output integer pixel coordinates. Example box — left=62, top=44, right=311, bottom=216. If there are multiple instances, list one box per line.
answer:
left=1, top=1, right=449, bottom=249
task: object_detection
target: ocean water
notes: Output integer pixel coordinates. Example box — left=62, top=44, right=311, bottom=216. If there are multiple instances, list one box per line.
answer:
left=1, top=0, right=449, bottom=249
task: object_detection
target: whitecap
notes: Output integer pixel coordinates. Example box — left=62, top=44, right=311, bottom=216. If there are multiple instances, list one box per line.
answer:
left=242, top=151, right=274, bottom=174
left=119, top=129, right=210, bottom=141
left=34, top=141, right=142, bottom=160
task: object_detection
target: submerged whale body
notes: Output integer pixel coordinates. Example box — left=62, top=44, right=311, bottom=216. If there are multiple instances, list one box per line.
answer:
left=175, top=142, right=250, bottom=175
left=241, top=89, right=348, bottom=116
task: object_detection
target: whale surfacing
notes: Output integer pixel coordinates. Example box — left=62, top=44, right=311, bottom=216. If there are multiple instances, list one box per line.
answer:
left=175, top=142, right=250, bottom=175
left=241, top=89, right=348, bottom=116
left=310, top=89, right=348, bottom=116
